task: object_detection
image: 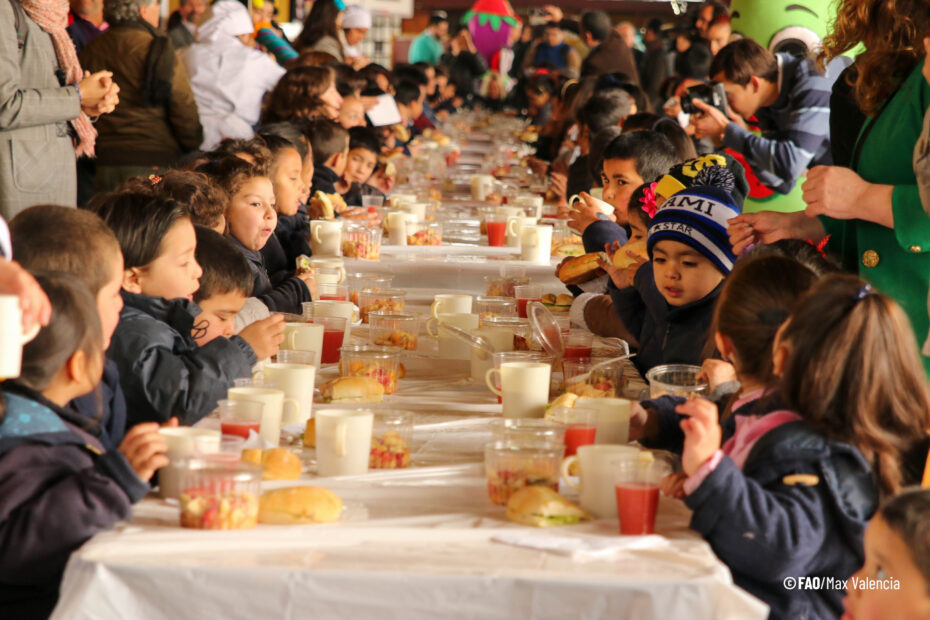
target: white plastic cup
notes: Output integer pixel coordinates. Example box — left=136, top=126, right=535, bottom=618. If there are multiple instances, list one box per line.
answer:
left=485, top=361, right=551, bottom=418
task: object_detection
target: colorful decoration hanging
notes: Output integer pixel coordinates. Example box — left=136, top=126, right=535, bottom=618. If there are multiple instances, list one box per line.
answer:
left=464, top=0, right=520, bottom=65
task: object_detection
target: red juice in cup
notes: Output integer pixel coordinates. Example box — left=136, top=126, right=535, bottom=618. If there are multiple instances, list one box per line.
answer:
left=563, top=345, right=593, bottom=360
left=320, top=294, right=348, bottom=301
left=615, top=482, right=660, bottom=535
left=516, top=297, right=540, bottom=318
left=220, top=421, right=261, bottom=439
left=487, top=221, right=507, bottom=246
left=320, top=329, right=345, bottom=364
left=563, top=425, right=596, bottom=457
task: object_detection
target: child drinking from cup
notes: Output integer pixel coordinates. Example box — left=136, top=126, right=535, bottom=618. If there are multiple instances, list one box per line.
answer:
left=94, top=192, right=277, bottom=426
left=0, top=274, right=169, bottom=618
left=676, top=275, right=930, bottom=619
left=843, top=488, right=930, bottom=619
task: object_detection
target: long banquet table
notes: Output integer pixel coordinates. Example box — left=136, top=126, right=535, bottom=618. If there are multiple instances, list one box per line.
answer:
left=51, top=139, right=767, bottom=619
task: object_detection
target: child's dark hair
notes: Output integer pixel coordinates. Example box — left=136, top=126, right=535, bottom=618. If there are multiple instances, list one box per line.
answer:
left=208, top=137, right=272, bottom=170
left=589, top=126, right=624, bottom=180
left=131, top=171, right=228, bottom=233
left=303, top=118, right=349, bottom=167
left=880, top=488, right=930, bottom=588
left=257, top=122, right=310, bottom=161
left=331, top=63, right=365, bottom=97
left=196, top=156, right=269, bottom=199
left=92, top=192, right=190, bottom=270
left=10, top=206, right=121, bottom=296
left=779, top=274, right=930, bottom=497
left=578, top=90, right=633, bottom=135
left=393, top=63, right=429, bottom=89
left=394, top=80, right=421, bottom=106
left=526, top=74, right=556, bottom=96
left=595, top=73, right=650, bottom=115
left=20, top=273, right=103, bottom=394
left=257, top=133, right=301, bottom=171
left=602, top=130, right=679, bottom=183
left=348, top=126, right=382, bottom=157
left=711, top=254, right=819, bottom=385
left=359, top=63, right=394, bottom=92
left=744, top=239, right=841, bottom=277
left=193, top=226, right=253, bottom=304
left=627, top=183, right=657, bottom=228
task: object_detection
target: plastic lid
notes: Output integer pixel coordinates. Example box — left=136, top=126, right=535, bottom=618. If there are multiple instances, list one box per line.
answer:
left=527, top=301, right=564, bottom=357
left=437, top=322, right=495, bottom=357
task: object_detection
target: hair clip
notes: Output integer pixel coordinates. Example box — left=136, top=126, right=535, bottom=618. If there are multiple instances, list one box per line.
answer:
left=148, top=174, right=162, bottom=185
left=805, top=234, right=832, bottom=259
left=639, top=182, right=658, bottom=218
left=855, top=284, right=874, bottom=301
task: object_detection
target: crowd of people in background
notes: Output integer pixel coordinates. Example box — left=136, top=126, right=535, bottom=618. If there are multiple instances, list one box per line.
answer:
left=1, top=0, right=930, bottom=618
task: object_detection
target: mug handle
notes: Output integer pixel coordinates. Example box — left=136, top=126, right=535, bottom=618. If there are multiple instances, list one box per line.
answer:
left=335, top=420, right=347, bottom=457
left=337, top=265, right=346, bottom=284
left=560, top=456, right=581, bottom=490
left=312, top=224, right=323, bottom=244
left=568, top=194, right=581, bottom=208
left=485, top=367, right=503, bottom=397
left=426, top=317, right=440, bottom=338
left=283, top=398, right=299, bottom=422
left=21, top=321, right=40, bottom=344
left=430, top=300, right=442, bottom=320
left=506, top=217, right=517, bottom=238
left=252, top=369, right=264, bottom=381
left=285, top=331, right=296, bottom=350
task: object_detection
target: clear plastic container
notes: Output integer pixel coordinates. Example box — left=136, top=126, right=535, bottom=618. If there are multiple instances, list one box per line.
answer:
left=369, top=312, right=419, bottom=351
left=474, top=296, right=517, bottom=319
left=490, top=418, right=564, bottom=445
left=358, top=288, right=406, bottom=323
left=339, top=345, right=403, bottom=394
left=406, top=220, right=442, bottom=246
left=479, top=316, right=531, bottom=351
left=646, top=364, right=708, bottom=399
left=370, top=411, right=415, bottom=469
left=346, top=272, right=393, bottom=306
left=484, top=440, right=563, bottom=506
left=178, top=460, right=261, bottom=530
left=342, top=224, right=382, bottom=260
left=563, top=358, right=625, bottom=399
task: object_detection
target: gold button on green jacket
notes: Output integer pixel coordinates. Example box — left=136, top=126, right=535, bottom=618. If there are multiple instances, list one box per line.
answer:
left=822, top=63, right=930, bottom=376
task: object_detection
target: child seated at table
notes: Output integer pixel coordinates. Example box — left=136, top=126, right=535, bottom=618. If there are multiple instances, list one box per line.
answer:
left=307, top=117, right=349, bottom=198
left=844, top=488, right=930, bottom=619
left=10, top=206, right=129, bottom=450
left=256, top=133, right=308, bottom=279
left=0, top=273, right=169, bottom=619
left=200, top=155, right=316, bottom=315
left=192, top=226, right=281, bottom=347
left=338, top=126, right=386, bottom=207
left=600, top=184, right=742, bottom=375
left=93, top=192, right=264, bottom=426
left=675, top=274, right=930, bottom=619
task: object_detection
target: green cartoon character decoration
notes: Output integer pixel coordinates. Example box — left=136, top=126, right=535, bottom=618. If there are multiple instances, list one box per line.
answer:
left=726, top=0, right=837, bottom=213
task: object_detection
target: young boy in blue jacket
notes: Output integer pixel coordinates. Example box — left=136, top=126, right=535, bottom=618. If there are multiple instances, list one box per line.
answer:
left=10, top=206, right=128, bottom=450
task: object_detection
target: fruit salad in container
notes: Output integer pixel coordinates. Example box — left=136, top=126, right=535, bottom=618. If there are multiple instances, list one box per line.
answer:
left=484, top=441, right=562, bottom=506
left=358, top=289, right=406, bottom=323
left=342, top=225, right=382, bottom=260
left=406, top=221, right=442, bottom=246
left=346, top=272, right=393, bottom=306
left=369, top=411, right=414, bottom=469
left=370, top=312, right=419, bottom=351
left=339, top=345, right=402, bottom=394
left=484, top=275, right=530, bottom=298
left=563, top=360, right=624, bottom=398
left=178, top=461, right=261, bottom=530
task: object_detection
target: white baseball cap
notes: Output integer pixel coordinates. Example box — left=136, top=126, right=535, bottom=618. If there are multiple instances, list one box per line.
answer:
left=342, top=5, right=372, bottom=29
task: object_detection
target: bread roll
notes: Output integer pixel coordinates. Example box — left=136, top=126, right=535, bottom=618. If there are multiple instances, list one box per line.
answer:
left=259, top=486, right=343, bottom=524
left=613, top=239, right=648, bottom=270
left=320, top=376, right=384, bottom=403
left=261, top=448, right=302, bottom=480
left=505, top=486, right=591, bottom=527
left=558, top=252, right=606, bottom=285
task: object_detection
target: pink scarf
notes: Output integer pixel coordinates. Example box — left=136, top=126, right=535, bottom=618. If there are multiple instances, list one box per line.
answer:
left=19, top=0, right=97, bottom=157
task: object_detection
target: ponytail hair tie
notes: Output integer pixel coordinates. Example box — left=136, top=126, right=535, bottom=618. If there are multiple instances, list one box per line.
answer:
left=639, top=182, right=658, bottom=218
left=855, top=284, right=874, bottom=301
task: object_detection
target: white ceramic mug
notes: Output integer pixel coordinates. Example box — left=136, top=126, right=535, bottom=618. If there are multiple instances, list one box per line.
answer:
left=430, top=294, right=473, bottom=319
left=0, top=295, right=41, bottom=379
left=308, top=257, right=346, bottom=283
left=495, top=206, right=526, bottom=218
left=389, top=193, right=418, bottom=209
left=505, top=215, right=538, bottom=248
left=486, top=361, right=551, bottom=418
left=427, top=312, right=479, bottom=359
left=304, top=300, right=357, bottom=339
left=471, top=174, right=495, bottom=201
left=469, top=327, right=513, bottom=382
left=315, top=408, right=375, bottom=476
left=561, top=444, right=640, bottom=517
left=519, top=225, right=553, bottom=265
left=253, top=363, right=316, bottom=426
left=569, top=193, right=615, bottom=217
left=227, top=386, right=298, bottom=447
left=158, top=428, right=221, bottom=499
left=576, top=397, right=633, bottom=444
left=513, top=195, right=544, bottom=219
left=310, top=220, right=344, bottom=257
left=282, top=322, right=324, bottom=367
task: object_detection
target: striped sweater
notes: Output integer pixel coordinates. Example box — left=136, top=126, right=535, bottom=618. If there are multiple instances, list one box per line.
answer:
left=723, top=53, right=834, bottom=194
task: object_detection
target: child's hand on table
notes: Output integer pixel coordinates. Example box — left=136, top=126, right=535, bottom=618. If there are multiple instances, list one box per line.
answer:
left=678, top=398, right=722, bottom=477
left=239, top=313, right=286, bottom=360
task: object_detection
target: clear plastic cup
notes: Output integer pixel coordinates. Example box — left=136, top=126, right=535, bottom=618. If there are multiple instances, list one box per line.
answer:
left=342, top=224, right=382, bottom=260
left=370, top=411, right=415, bottom=469
left=548, top=407, right=598, bottom=457
left=217, top=398, right=264, bottom=440
left=406, top=220, right=442, bottom=246
left=613, top=458, right=672, bottom=535
left=563, top=331, right=594, bottom=360
left=514, top=284, right=542, bottom=319
left=346, top=272, right=394, bottom=306
left=306, top=315, right=347, bottom=364
left=339, top=345, right=403, bottom=394
left=362, top=195, right=384, bottom=209
left=318, top=283, right=349, bottom=301
left=484, top=440, right=563, bottom=506
left=179, top=461, right=261, bottom=530
left=490, top=418, right=564, bottom=445
left=475, top=296, right=517, bottom=319
left=645, top=364, right=708, bottom=399
left=370, top=312, right=419, bottom=350
left=359, top=289, right=406, bottom=323
left=563, top=358, right=624, bottom=398
left=276, top=349, right=315, bottom=365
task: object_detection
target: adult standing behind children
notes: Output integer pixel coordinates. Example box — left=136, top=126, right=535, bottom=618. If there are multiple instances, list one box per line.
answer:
left=0, top=0, right=119, bottom=219
left=409, top=11, right=448, bottom=66
left=80, top=0, right=202, bottom=193
left=295, top=0, right=345, bottom=61
left=579, top=11, right=640, bottom=84
left=180, top=0, right=285, bottom=151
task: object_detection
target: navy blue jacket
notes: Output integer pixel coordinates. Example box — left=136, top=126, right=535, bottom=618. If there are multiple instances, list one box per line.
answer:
left=70, top=359, right=126, bottom=451
left=608, top=263, right=720, bottom=375
left=108, top=291, right=256, bottom=426
left=686, top=420, right=876, bottom=619
left=311, top=165, right=340, bottom=195
left=230, top=235, right=311, bottom=314
left=274, top=205, right=312, bottom=263
left=0, top=383, right=148, bottom=619
left=582, top=220, right=628, bottom=254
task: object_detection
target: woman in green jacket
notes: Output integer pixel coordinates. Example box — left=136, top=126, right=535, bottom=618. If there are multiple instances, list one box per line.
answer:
left=728, top=0, right=930, bottom=376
